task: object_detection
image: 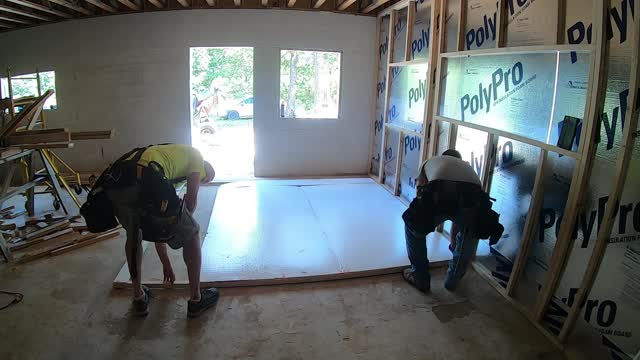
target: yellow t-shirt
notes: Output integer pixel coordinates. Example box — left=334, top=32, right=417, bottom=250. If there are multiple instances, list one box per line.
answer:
left=133, top=144, right=206, bottom=182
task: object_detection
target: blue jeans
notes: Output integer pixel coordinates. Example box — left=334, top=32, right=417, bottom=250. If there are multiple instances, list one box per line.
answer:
left=405, top=223, right=479, bottom=290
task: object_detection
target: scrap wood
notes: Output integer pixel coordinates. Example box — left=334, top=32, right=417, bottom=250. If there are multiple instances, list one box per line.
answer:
left=13, top=232, right=81, bottom=264
left=21, top=220, right=69, bottom=241
left=3, top=210, right=26, bottom=219
left=0, top=90, right=53, bottom=139
left=70, top=223, right=88, bottom=231
left=4, top=130, right=70, bottom=146
left=50, top=229, right=121, bottom=257
left=7, top=142, right=73, bottom=150
left=70, top=130, right=113, bottom=141
left=0, top=206, right=15, bottom=215
left=0, top=223, right=16, bottom=231
left=10, top=227, right=73, bottom=251
left=25, top=214, right=66, bottom=226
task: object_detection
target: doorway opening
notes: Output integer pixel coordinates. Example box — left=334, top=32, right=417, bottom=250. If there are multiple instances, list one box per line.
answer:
left=190, top=47, right=254, bottom=179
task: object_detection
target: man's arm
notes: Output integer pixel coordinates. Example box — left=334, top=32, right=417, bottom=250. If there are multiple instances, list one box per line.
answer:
left=155, top=242, right=175, bottom=284
left=184, top=172, right=201, bottom=212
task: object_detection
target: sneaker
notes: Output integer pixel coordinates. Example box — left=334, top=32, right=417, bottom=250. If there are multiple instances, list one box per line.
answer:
left=402, top=268, right=430, bottom=293
left=187, top=288, right=220, bottom=318
left=132, top=286, right=152, bottom=317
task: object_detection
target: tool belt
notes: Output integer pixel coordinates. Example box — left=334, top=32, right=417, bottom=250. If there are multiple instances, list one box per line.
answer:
left=403, top=180, right=504, bottom=244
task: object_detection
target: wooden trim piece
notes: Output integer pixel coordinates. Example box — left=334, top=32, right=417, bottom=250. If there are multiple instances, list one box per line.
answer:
left=48, top=0, right=93, bottom=15
left=435, top=115, right=582, bottom=160
left=506, top=149, right=547, bottom=296
left=368, top=16, right=384, bottom=177
left=6, top=131, right=70, bottom=146
left=405, top=0, right=415, bottom=61
left=70, top=130, right=114, bottom=141
left=385, top=123, right=421, bottom=137
left=4, top=0, right=72, bottom=18
left=557, top=0, right=567, bottom=44
left=84, top=0, right=118, bottom=12
left=117, top=0, right=141, bottom=10
left=441, top=44, right=592, bottom=58
left=533, top=0, right=610, bottom=323
left=362, top=0, right=388, bottom=13
left=456, top=0, right=467, bottom=51
left=556, top=0, right=639, bottom=343
left=389, top=59, right=429, bottom=67
left=496, top=0, right=507, bottom=47
left=0, top=5, right=52, bottom=21
left=378, top=10, right=397, bottom=182
left=337, top=0, right=356, bottom=10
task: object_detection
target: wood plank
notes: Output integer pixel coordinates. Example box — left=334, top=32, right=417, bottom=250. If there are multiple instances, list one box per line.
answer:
left=13, top=232, right=83, bottom=264
left=70, top=130, right=113, bottom=140
left=441, top=44, right=592, bottom=58
left=533, top=0, right=610, bottom=323
left=5, top=131, right=70, bottom=146
left=176, top=0, right=190, bottom=7
left=404, top=0, right=415, bottom=61
left=362, top=0, right=388, bottom=13
left=11, top=128, right=67, bottom=136
left=457, top=0, right=467, bottom=51
left=0, top=90, right=53, bottom=140
left=0, top=206, right=15, bottom=214
left=420, top=0, right=443, bottom=164
left=287, top=0, right=296, bottom=6
left=7, top=142, right=73, bottom=150
left=368, top=16, right=383, bottom=178
left=0, top=177, right=44, bottom=204
left=4, top=0, right=73, bottom=18
left=337, top=0, right=356, bottom=10
left=234, top=0, right=241, bottom=7
left=84, top=0, right=117, bottom=12
left=435, top=115, right=581, bottom=159
left=313, top=0, right=326, bottom=8
left=0, top=223, right=17, bottom=231
left=148, top=0, right=165, bottom=7
left=0, top=149, right=33, bottom=166
left=557, top=0, right=640, bottom=343
left=0, top=5, right=52, bottom=21
left=378, top=10, right=396, bottom=182
left=0, top=21, right=15, bottom=29
left=22, top=220, right=70, bottom=241
left=50, top=229, right=120, bottom=256
left=496, top=0, right=507, bottom=47
left=3, top=210, right=26, bottom=219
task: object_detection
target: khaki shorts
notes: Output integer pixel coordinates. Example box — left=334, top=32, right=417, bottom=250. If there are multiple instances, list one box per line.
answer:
left=106, top=185, right=199, bottom=249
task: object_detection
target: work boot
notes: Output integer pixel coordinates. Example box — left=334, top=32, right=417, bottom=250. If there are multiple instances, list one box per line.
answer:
left=132, top=286, right=152, bottom=317
left=402, top=268, right=430, bottom=293
left=187, top=288, right=220, bottom=318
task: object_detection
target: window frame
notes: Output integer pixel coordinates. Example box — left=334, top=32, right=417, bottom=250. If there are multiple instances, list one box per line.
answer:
left=278, top=48, right=344, bottom=120
left=0, top=70, right=58, bottom=111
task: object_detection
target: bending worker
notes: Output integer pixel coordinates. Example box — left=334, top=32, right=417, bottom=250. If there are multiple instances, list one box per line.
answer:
left=401, top=149, right=503, bottom=292
left=86, top=144, right=217, bottom=317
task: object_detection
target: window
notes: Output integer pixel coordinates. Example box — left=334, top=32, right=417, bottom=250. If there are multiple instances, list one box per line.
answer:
left=1, top=71, right=57, bottom=110
left=280, top=50, right=341, bottom=119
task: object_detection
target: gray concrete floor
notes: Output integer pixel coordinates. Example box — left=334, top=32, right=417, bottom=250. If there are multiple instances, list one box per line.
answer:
left=0, top=186, right=565, bottom=360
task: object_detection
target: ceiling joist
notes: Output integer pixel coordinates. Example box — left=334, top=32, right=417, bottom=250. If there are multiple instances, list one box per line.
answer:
left=4, top=0, right=73, bottom=18
left=0, top=21, right=16, bottom=28
left=117, top=0, right=140, bottom=10
left=47, top=0, right=93, bottom=15
left=204, top=0, right=214, bottom=6
left=362, top=0, right=387, bottom=13
left=176, top=0, right=190, bottom=7
left=0, top=4, right=53, bottom=21
left=0, top=14, right=32, bottom=24
left=261, top=0, right=267, bottom=6
left=84, top=0, right=118, bottom=13
left=337, top=0, right=356, bottom=11
left=313, top=0, right=326, bottom=8
left=287, top=0, right=296, bottom=6
left=233, top=0, right=241, bottom=7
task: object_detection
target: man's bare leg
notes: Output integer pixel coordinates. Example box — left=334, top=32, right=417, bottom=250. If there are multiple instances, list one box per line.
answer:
left=182, top=232, right=202, bottom=301
left=126, top=229, right=144, bottom=298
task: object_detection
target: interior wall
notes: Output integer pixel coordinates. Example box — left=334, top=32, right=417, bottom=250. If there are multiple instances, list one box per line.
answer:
left=0, top=9, right=376, bottom=177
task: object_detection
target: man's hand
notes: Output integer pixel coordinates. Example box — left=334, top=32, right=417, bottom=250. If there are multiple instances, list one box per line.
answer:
left=163, top=264, right=176, bottom=286
left=155, top=243, right=175, bottom=286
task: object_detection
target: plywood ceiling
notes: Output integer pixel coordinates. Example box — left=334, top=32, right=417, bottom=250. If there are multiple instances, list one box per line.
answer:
left=0, top=0, right=396, bottom=32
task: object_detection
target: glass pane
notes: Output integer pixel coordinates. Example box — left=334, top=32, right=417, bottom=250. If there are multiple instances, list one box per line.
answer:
left=475, top=138, right=540, bottom=288
left=513, top=152, right=575, bottom=311
left=455, top=125, right=487, bottom=178
left=1, top=71, right=57, bottom=110
left=383, top=127, right=401, bottom=189
left=399, top=133, right=422, bottom=202
left=505, top=0, right=557, bottom=47
left=411, top=0, right=431, bottom=60
left=392, top=8, right=408, bottom=63
left=388, top=63, right=428, bottom=133
left=438, top=52, right=591, bottom=145
left=279, top=50, right=341, bottom=119
left=371, top=16, right=391, bottom=175
left=464, top=0, right=498, bottom=50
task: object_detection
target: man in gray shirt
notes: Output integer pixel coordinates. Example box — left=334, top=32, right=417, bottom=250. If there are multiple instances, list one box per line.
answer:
left=402, top=149, right=490, bottom=292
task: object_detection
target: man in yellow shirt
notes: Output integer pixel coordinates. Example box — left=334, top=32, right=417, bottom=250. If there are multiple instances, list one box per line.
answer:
left=106, top=144, right=216, bottom=317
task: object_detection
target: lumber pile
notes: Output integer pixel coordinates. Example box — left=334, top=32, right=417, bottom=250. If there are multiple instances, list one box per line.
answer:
left=0, top=208, right=121, bottom=264
left=1, top=128, right=113, bottom=149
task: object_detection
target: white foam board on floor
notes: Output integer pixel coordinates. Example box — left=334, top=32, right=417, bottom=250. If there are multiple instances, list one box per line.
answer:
left=114, top=178, right=489, bottom=288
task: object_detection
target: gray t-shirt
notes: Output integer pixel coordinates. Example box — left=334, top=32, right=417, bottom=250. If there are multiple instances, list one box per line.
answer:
left=420, top=155, right=482, bottom=186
